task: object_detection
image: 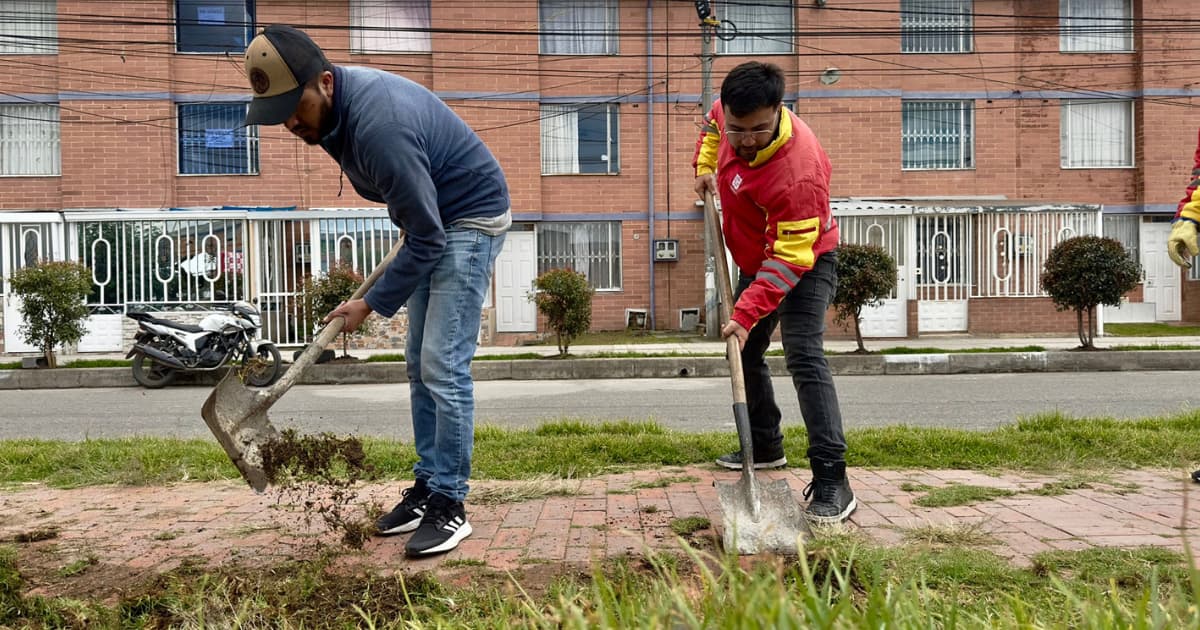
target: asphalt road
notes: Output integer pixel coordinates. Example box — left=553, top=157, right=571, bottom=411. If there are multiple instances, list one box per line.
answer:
left=3, top=371, right=1198, bottom=441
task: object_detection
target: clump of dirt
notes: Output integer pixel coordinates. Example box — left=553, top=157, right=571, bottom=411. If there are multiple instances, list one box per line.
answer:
left=13, top=527, right=59, bottom=543
left=260, top=429, right=380, bottom=549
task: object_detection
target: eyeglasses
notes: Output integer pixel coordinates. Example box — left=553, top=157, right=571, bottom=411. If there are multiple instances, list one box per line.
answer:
left=725, top=129, right=775, bottom=142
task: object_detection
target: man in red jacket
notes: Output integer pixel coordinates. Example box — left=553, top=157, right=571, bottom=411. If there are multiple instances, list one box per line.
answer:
left=1166, top=130, right=1200, bottom=483
left=693, top=62, right=855, bottom=524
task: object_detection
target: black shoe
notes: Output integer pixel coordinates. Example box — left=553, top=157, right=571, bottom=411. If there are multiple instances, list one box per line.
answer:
left=375, top=479, right=431, bottom=536
left=803, top=459, right=857, bottom=525
left=715, top=450, right=787, bottom=470
left=1192, top=470, right=1200, bottom=484
left=404, top=492, right=472, bottom=557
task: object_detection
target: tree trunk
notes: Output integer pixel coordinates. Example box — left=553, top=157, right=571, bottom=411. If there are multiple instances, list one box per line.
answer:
left=853, top=311, right=866, bottom=353
left=1076, top=309, right=1087, bottom=348
left=44, top=348, right=56, bottom=369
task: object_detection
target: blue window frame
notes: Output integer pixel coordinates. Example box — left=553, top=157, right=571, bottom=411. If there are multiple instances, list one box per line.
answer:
left=176, top=0, right=255, bottom=53
left=178, top=103, right=259, bottom=175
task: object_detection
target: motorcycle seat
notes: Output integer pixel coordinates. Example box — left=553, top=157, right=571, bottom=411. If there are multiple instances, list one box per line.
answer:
left=128, top=312, right=205, bottom=333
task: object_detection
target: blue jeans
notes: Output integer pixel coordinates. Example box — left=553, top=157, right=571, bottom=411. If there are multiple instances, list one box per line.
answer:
left=404, top=227, right=506, bottom=502
left=736, top=251, right=847, bottom=463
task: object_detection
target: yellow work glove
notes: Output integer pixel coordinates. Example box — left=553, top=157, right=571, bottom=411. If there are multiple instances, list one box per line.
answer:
left=1168, top=219, right=1199, bottom=269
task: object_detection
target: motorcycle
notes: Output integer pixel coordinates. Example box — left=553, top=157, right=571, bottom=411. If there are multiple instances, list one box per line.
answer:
left=125, top=301, right=283, bottom=389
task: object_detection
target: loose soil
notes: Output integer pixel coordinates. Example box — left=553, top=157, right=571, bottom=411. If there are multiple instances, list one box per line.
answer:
left=260, top=428, right=380, bottom=549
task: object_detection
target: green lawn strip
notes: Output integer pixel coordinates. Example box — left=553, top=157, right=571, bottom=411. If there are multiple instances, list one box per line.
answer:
left=3, top=411, right=1200, bottom=488
left=2, top=536, right=1196, bottom=628
left=1105, top=323, right=1200, bottom=337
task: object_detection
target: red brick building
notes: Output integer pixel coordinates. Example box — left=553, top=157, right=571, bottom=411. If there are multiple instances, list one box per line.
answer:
left=1, top=0, right=1197, bottom=354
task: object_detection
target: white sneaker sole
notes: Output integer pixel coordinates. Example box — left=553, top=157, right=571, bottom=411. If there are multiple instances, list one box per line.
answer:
left=376, top=515, right=423, bottom=536
left=406, top=522, right=473, bottom=556
left=805, top=497, right=858, bottom=525
left=716, top=457, right=787, bottom=470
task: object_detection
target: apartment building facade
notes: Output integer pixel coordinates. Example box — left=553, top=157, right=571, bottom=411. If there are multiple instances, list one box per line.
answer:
left=0, top=0, right=1197, bottom=354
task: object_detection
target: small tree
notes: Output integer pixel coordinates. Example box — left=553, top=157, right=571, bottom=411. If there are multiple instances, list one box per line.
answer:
left=832, top=244, right=898, bottom=353
left=1041, top=235, right=1141, bottom=349
left=9, top=260, right=93, bottom=368
left=301, top=264, right=375, bottom=358
left=529, top=268, right=593, bottom=357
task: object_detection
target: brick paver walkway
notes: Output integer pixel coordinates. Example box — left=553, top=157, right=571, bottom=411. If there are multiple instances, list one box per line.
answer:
left=3, top=467, right=1197, bottom=594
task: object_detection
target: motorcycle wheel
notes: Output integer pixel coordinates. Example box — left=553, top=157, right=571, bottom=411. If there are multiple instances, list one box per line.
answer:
left=242, top=343, right=283, bottom=387
left=131, top=353, right=178, bottom=389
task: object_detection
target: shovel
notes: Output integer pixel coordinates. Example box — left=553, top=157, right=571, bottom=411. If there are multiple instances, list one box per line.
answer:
left=704, top=191, right=808, bottom=555
left=201, top=234, right=404, bottom=492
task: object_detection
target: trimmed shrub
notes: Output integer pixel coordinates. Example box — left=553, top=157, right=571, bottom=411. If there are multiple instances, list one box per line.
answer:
left=300, top=264, right=376, bottom=357
left=530, top=268, right=593, bottom=357
left=833, top=244, right=898, bottom=353
left=9, top=260, right=93, bottom=368
left=1041, top=235, right=1141, bottom=349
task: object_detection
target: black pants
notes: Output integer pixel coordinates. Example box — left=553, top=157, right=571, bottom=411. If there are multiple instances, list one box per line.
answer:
left=735, top=251, right=847, bottom=463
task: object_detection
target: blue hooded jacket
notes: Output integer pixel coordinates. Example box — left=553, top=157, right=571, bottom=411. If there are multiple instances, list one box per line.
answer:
left=320, top=66, right=510, bottom=317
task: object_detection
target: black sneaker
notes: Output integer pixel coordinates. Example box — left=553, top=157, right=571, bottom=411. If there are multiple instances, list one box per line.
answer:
left=1192, top=470, right=1200, bottom=484
left=715, top=450, right=787, bottom=470
left=404, top=492, right=473, bottom=557
left=803, top=478, right=857, bottom=525
left=375, top=479, right=431, bottom=536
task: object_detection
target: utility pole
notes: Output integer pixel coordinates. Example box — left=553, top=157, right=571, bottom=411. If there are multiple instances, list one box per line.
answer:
left=696, top=1, right=719, bottom=338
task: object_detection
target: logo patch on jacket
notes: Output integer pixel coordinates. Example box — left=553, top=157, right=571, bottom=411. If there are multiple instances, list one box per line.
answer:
left=731, top=174, right=742, bottom=192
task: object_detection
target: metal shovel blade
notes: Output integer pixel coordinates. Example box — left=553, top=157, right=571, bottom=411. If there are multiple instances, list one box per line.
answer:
left=715, top=473, right=808, bottom=555
left=200, top=235, right=404, bottom=492
left=714, top=401, right=809, bottom=555
left=200, top=371, right=280, bottom=492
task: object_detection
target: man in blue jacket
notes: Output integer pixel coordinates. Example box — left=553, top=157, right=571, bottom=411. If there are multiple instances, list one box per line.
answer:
left=243, top=25, right=510, bottom=556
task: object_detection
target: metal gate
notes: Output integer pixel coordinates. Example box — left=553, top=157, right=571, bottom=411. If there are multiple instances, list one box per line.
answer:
left=836, top=214, right=908, bottom=337
left=2, top=214, right=62, bottom=353
left=915, top=213, right=970, bottom=332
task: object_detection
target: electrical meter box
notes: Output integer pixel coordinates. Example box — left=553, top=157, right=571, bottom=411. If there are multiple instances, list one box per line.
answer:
left=653, top=239, right=679, bottom=262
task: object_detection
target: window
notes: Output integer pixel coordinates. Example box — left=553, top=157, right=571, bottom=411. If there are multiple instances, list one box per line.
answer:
left=541, top=104, right=619, bottom=175
left=1060, top=99, right=1133, bottom=168
left=178, top=103, right=259, bottom=175
left=536, top=222, right=622, bottom=290
left=0, top=0, right=57, bottom=54
left=1102, top=214, right=1139, bottom=262
left=716, top=0, right=792, bottom=55
left=1060, top=0, right=1132, bottom=52
left=351, top=0, right=430, bottom=53
left=901, top=0, right=972, bottom=53
left=539, top=0, right=617, bottom=55
left=176, top=0, right=254, bottom=53
left=0, top=103, right=60, bottom=176
left=901, top=100, right=974, bottom=170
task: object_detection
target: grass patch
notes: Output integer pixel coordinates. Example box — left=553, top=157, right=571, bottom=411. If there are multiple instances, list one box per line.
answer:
left=363, top=353, right=405, bottom=363
left=152, top=530, right=180, bottom=541
left=1104, top=322, right=1200, bottom=337
left=901, top=522, right=997, bottom=546
left=1109, top=343, right=1200, bottom=351
left=630, top=475, right=700, bottom=490
left=5, top=411, right=1200, bottom=487
left=899, top=481, right=934, bottom=492
left=57, top=554, right=98, bottom=577
left=911, top=483, right=1017, bottom=508
left=0, top=361, right=21, bottom=370
left=62, top=358, right=130, bottom=368
left=2, top=539, right=1197, bottom=628
left=669, top=516, right=711, bottom=536
left=468, top=474, right=583, bottom=505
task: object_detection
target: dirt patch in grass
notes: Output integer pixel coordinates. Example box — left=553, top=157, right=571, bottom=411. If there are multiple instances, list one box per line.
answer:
left=260, top=429, right=380, bottom=549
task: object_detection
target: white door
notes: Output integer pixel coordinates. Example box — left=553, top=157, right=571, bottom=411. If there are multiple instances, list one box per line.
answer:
left=858, top=264, right=908, bottom=337
left=1141, top=222, right=1180, bottom=321
left=3, top=223, right=59, bottom=353
left=495, top=231, right=537, bottom=332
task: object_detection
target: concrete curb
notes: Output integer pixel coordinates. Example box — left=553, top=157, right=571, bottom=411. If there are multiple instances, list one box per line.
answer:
left=1, top=350, right=1199, bottom=390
